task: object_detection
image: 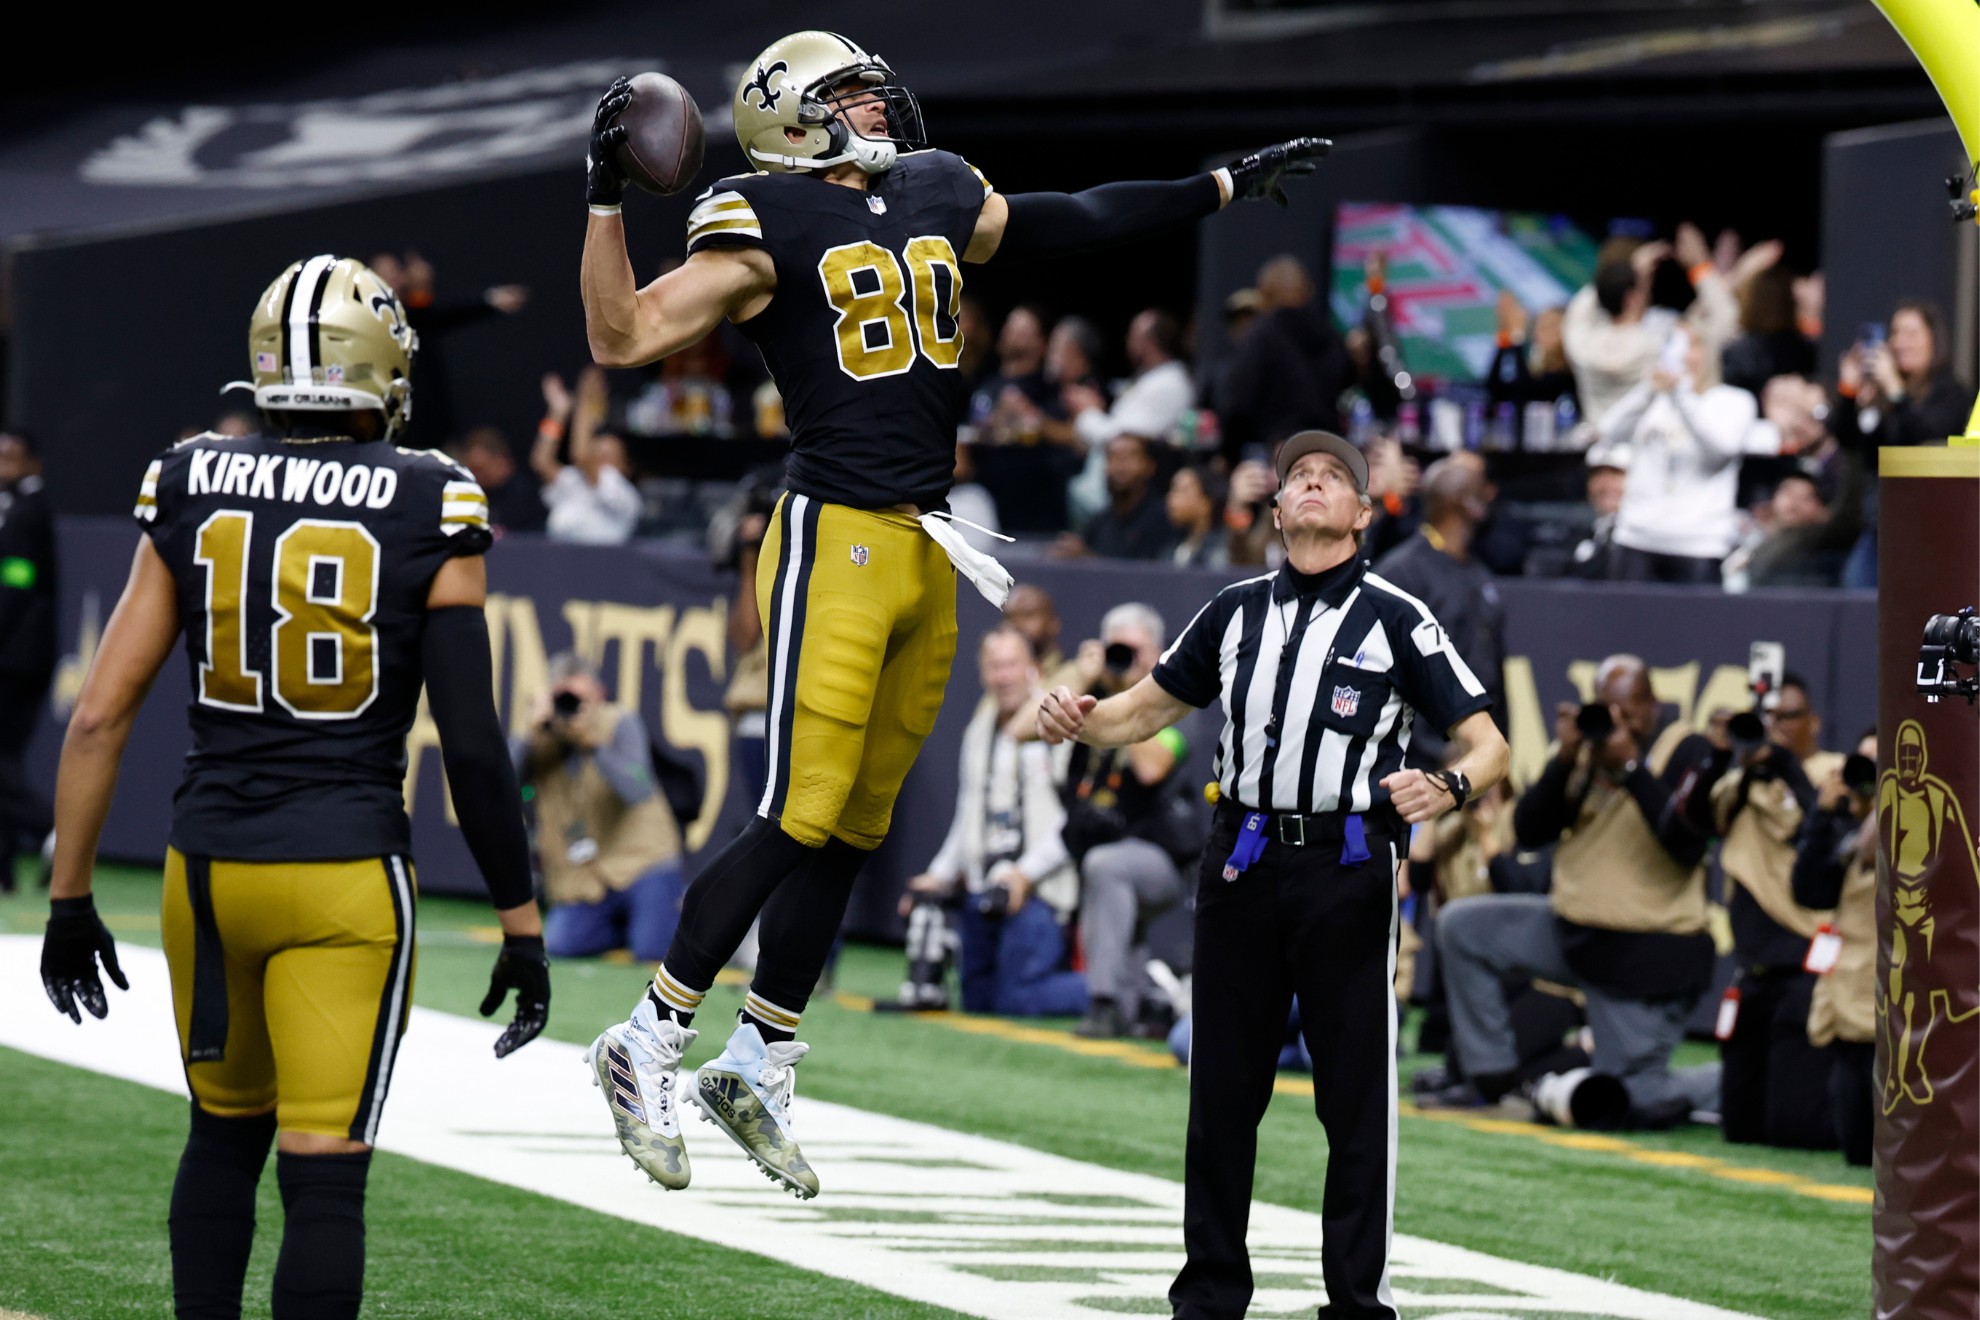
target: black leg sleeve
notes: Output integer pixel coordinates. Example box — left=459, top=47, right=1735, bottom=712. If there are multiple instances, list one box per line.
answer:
left=272, top=1150, right=370, bottom=1320
left=750, top=837, right=867, bottom=1019
left=422, top=606, right=533, bottom=911
left=170, top=1103, right=276, bottom=1320
left=660, top=816, right=812, bottom=993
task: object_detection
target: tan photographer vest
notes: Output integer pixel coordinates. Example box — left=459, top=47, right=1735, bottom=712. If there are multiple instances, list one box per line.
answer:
left=1549, top=723, right=1708, bottom=935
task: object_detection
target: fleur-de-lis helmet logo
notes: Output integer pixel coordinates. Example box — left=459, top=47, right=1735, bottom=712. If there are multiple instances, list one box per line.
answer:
left=744, top=60, right=788, bottom=112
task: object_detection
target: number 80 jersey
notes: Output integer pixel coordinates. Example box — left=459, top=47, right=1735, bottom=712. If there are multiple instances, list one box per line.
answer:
left=687, top=150, right=992, bottom=512
left=133, top=431, right=492, bottom=862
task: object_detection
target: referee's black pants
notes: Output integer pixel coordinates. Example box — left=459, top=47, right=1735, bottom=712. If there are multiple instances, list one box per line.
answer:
left=1172, top=806, right=1402, bottom=1320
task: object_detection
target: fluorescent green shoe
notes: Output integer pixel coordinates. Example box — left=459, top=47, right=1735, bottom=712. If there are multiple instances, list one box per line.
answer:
left=588, top=997, right=695, bottom=1190
left=694, top=1022, right=820, bottom=1199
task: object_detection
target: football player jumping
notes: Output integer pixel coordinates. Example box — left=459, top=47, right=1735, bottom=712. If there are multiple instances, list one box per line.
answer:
left=579, top=29, right=1327, bottom=1199
left=38, top=257, right=549, bottom=1320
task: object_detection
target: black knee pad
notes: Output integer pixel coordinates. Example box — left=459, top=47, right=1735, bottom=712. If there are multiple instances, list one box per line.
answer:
left=272, top=1150, right=371, bottom=1320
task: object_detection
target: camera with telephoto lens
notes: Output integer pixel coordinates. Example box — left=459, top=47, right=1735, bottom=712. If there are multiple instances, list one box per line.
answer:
left=1842, top=753, right=1877, bottom=800
left=1574, top=702, right=1614, bottom=742
left=1104, top=642, right=1136, bottom=674
left=975, top=884, right=1011, bottom=918
left=1917, top=607, right=1980, bottom=705
left=552, top=690, right=583, bottom=718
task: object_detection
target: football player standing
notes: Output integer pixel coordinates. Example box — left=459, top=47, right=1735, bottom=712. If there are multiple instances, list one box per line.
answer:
left=38, top=257, right=549, bottom=1320
left=579, top=30, right=1327, bottom=1199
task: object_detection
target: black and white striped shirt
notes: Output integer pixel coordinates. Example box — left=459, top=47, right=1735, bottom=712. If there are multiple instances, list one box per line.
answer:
left=1152, top=555, right=1490, bottom=818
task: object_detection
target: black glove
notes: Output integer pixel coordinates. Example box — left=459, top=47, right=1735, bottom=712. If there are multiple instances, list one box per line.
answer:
left=480, top=933, right=550, bottom=1059
left=41, top=896, right=129, bottom=1024
left=585, top=77, right=634, bottom=209
left=1226, top=136, right=1332, bottom=208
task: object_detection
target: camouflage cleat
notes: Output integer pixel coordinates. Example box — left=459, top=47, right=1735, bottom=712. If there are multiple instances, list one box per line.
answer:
left=694, top=1022, right=819, bottom=1199
left=588, top=997, right=696, bottom=1190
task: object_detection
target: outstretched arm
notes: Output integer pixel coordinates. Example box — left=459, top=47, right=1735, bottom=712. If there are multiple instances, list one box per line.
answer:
left=967, top=137, right=1330, bottom=265
left=1038, top=676, right=1193, bottom=750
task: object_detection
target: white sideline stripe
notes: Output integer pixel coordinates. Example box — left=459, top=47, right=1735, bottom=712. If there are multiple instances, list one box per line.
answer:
left=0, top=938, right=1761, bottom=1320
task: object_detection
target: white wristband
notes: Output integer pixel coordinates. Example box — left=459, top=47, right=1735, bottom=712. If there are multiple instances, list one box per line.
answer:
left=588, top=204, right=622, bottom=217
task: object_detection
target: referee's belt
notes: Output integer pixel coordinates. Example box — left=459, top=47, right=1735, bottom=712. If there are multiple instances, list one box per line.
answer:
left=1214, top=801, right=1390, bottom=848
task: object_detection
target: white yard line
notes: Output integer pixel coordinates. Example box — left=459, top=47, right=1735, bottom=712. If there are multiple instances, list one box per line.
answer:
left=0, top=938, right=1762, bottom=1320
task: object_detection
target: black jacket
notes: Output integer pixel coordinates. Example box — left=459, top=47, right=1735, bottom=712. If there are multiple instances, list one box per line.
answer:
left=1834, top=372, right=1977, bottom=454
left=1371, top=531, right=1505, bottom=759
left=0, top=476, right=57, bottom=675
left=1218, top=304, right=1350, bottom=460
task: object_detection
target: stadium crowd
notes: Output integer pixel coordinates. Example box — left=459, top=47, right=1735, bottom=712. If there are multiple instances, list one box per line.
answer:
left=359, top=225, right=1969, bottom=599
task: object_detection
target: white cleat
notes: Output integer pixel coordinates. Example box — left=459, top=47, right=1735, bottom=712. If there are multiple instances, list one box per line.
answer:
left=693, top=1022, right=820, bottom=1199
left=589, top=996, right=696, bottom=1189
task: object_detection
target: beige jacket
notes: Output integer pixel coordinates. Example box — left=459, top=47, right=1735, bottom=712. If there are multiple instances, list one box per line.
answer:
left=1550, top=722, right=1708, bottom=935
left=1808, top=841, right=1876, bottom=1046
left=523, top=706, right=682, bottom=907
left=1714, top=751, right=1844, bottom=942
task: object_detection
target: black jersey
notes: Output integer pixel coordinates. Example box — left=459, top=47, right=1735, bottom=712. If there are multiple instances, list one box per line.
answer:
left=686, top=150, right=992, bottom=511
left=133, top=431, right=492, bottom=860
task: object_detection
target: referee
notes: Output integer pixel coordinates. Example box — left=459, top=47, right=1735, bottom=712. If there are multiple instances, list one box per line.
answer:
left=1040, top=431, right=1508, bottom=1320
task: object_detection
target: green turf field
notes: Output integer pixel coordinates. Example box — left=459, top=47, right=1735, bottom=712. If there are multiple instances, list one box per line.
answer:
left=1, top=863, right=1872, bottom=1319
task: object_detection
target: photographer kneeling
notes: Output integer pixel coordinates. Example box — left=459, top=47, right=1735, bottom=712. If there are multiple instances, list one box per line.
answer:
left=898, top=628, right=1087, bottom=1017
left=1712, top=674, right=1843, bottom=1149
left=1063, top=604, right=1197, bottom=1040
left=516, top=653, right=684, bottom=962
left=1433, top=654, right=1722, bottom=1126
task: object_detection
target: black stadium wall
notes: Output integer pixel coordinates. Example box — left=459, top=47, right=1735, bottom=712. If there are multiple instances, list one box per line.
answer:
left=29, top=519, right=1876, bottom=942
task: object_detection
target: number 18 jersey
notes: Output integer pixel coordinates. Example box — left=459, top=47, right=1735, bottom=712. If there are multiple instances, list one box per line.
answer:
left=133, top=432, right=492, bottom=861
left=686, top=150, right=992, bottom=512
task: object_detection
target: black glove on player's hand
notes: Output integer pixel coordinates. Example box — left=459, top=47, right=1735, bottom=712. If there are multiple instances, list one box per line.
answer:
left=481, top=933, right=551, bottom=1058
left=1227, top=137, right=1332, bottom=208
left=586, top=77, right=634, bottom=208
left=41, top=896, right=129, bottom=1024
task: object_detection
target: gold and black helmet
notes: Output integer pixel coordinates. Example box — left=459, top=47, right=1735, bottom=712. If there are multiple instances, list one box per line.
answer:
left=238, top=255, right=417, bottom=440
left=733, top=31, right=926, bottom=176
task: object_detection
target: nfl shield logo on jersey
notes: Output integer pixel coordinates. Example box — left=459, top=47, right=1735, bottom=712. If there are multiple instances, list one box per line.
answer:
left=867, top=194, right=887, bottom=215
left=1331, top=685, right=1361, bottom=718
left=850, top=544, right=869, bottom=566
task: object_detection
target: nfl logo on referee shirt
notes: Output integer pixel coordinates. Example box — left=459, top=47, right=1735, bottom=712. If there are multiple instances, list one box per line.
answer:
left=850, top=544, right=869, bottom=566
left=1331, top=685, right=1361, bottom=719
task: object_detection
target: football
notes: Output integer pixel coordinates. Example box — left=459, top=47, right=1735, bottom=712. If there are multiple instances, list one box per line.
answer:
left=613, top=72, right=705, bottom=196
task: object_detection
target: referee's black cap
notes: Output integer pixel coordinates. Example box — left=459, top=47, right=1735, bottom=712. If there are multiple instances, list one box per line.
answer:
left=1275, top=431, right=1367, bottom=496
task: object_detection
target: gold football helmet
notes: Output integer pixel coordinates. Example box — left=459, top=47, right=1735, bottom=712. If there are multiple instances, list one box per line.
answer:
left=238, top=255, right=417, bottom=440
left=732, top=31, right=925, bottom=175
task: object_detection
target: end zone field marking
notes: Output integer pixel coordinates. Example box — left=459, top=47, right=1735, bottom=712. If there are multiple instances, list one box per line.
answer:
left=859, top=999, right=1874, bottom=1207
left=0, top=938, right=1766, bottom=1320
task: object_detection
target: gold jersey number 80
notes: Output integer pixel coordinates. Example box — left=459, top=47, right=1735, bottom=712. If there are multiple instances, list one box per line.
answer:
left=193, top=511, right=382, bottom=720
left=817, top=236, right=963, bottom=381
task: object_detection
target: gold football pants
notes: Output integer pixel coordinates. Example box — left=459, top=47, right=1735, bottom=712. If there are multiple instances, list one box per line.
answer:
left=161, top=848, right=417, bottom=1141
left=756, top=494, right=958, bottom=849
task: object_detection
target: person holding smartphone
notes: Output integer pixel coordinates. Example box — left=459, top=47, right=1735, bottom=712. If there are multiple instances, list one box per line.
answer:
left=1596, top=324, right=1783, bottom=585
